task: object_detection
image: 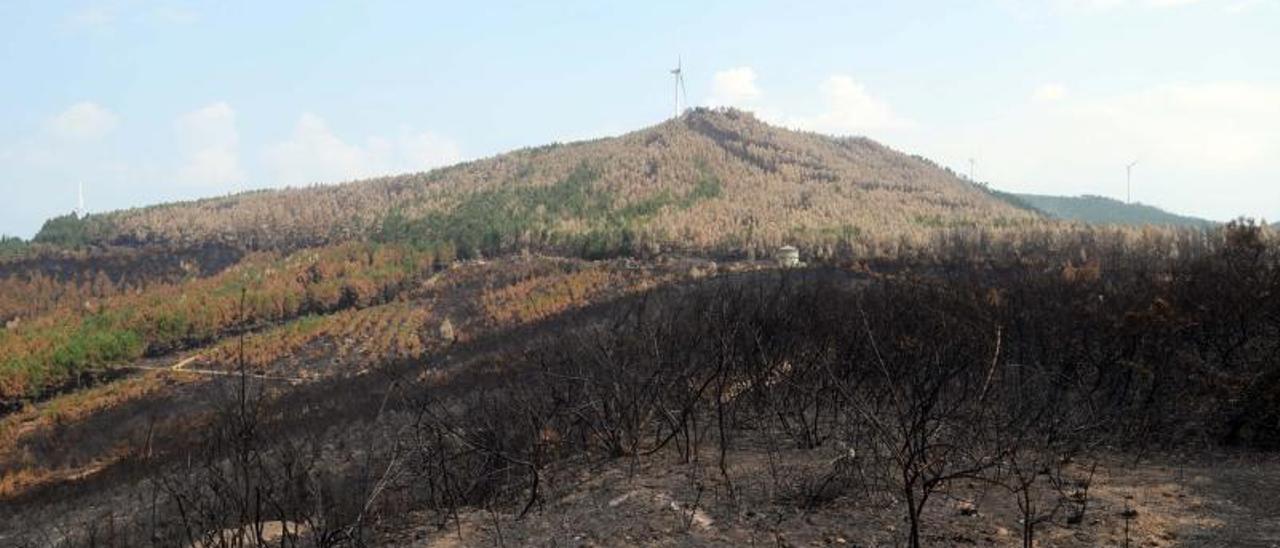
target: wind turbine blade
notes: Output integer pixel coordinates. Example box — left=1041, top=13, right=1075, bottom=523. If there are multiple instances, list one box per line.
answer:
left=679, top=74, right=688, bottom=106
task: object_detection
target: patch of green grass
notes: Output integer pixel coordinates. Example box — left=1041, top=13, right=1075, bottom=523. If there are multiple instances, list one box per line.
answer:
left=379, top=160, right=723, bottom=259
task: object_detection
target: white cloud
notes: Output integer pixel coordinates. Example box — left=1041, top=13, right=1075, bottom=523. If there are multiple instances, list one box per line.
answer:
left=47, top=102, right=119, bottom=140
left=65, top=3, right=200, bottom=32
left=786, top=75, right=910, bottom=134
left=263, top=113, right=462, bottom=186
left=152, top=5, right=199, bottom=24
left=264, top=114, right=371, bottom=186
left=704, top=69, right=909, bottom=136
left=176, top=102, right=237, bottom=150
left=175, top=102, right=243, bottom=187
left=176, top=147, right=241, bottom=188
left=1032, top=83, right=1070, bottom=102
left=915, top=81, right=1280, bottom=221
left=1057, top=0, right=1204, bottom=10
left=707, top=67, right=762, bottom=107
left=65, top=6, right=116, bottom=30
left=1225, top=0, right=1265, bottom=12
left=397, top=131, right=467, bottom=169
left=1054, top=0, right=1275, bottom=11
left=1119, top=82, right=1280, bottom=217
left=1060, top=82, right=1278, bottom=170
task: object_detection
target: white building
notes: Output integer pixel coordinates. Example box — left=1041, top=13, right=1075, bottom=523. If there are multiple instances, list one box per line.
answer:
left=775, top=245, right=800, bottom=268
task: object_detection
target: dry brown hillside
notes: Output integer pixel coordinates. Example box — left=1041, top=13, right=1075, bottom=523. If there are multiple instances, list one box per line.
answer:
left=66, top=108, right=1038, bottom=256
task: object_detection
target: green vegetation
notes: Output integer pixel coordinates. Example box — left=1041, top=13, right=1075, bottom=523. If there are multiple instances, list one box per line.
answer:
left=0, top=235, right=28, bottom=259
left=46, top=317, right=144, bottom=382
left=378, top=162, right=722, bottom=260
left=0, top=242, right=433, bottom=403
left=0, top=315, right=145, bottom=399
left=33, top=214, right=91, bottom=247
left=1010, top=193, right=1214, bottom=227
left=986, top=189, right=1043, bottom=215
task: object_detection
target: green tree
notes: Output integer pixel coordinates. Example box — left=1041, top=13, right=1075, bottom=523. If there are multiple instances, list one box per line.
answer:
left=33, top=214, right=89, bottom=247
left=0, top=235, right=28, bottom=258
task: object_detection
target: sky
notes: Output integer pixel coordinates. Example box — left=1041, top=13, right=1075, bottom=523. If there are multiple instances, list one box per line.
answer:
left=2, top=0, right=1278, bottom=238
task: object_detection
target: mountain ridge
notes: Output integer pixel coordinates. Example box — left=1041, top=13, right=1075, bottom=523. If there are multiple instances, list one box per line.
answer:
left=1009, top=192, right=1215, bottom=228
left=38, top=108, right=1039, bottom=257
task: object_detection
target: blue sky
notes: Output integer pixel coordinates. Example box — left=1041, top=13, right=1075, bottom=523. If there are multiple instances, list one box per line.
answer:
left=2, top=0, right=1277, bottom=238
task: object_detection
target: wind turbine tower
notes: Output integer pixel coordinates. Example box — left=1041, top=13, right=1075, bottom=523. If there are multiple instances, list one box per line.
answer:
left=75, top=182, right=85, bottom=218
left=670, top=58, right=687, bottom=118
left=1126, top=160, right=1138, bottom=204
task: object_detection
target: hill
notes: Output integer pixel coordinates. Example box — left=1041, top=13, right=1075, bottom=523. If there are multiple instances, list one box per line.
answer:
left=1007, top=193, right=1214, bottom=227
left=41, top=108, right=1038, bottom=258
left=7, top=108, right=1277, bottom=547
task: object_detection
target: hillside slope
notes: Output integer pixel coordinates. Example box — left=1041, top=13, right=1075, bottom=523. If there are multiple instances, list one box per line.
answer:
left=48, top=109, right=1038, bottom=257
left=1011, top=193, right=1214, bottom=227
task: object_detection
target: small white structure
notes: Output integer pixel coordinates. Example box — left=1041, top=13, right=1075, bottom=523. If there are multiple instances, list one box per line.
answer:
left=775, top=245, right=801, bottom=268
left=75, top=182, right=86, bottom=219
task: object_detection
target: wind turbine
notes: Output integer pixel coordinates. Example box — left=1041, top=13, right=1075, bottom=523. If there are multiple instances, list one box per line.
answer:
left=670, top=57, right=687, bottom=118
left=76, top=182, right=85, bottom=218
left=1126, top=160, right=1138, bottom=204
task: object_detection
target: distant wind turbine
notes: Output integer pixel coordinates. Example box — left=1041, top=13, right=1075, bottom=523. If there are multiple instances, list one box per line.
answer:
left=76, top=182, right=85, bottom=218
left=670, top=57, right=688, bottom=118
left=1126, top=160, right=1139, bottom=204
